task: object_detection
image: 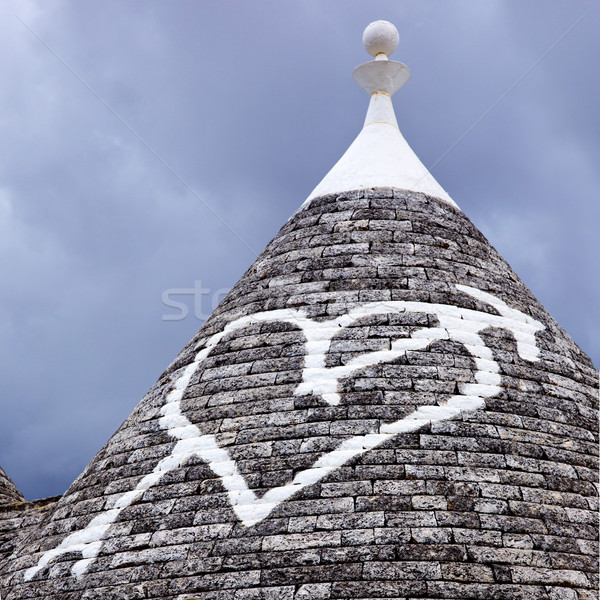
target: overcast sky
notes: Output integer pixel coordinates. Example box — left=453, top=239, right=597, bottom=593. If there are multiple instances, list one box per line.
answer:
left=1, top=1, right=598, bottom=500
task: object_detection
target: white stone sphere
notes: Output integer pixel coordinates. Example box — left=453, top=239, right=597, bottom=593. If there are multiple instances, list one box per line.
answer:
left=362, top=20, right=399, bottom=57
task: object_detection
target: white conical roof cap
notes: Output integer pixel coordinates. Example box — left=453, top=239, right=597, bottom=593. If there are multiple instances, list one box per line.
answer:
left=306, top=21, right=457, bottom=209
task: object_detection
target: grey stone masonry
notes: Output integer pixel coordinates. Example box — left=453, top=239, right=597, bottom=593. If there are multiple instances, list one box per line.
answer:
left=1, top=189, right=598, bottom=599
left=0, top=498, right=60, bottom=566
left=0, top=467, right=23, bottom=506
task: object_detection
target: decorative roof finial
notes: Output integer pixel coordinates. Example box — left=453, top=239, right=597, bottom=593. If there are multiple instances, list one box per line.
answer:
left=305, top=19, right=455, bottom=208
left=353, top=20, right=410, bottom=96
left=362, top=20, right=399, bottom=60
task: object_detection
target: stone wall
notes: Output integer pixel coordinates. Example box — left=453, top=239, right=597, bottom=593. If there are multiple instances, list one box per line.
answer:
left=0, top=497, right=60, bottom=565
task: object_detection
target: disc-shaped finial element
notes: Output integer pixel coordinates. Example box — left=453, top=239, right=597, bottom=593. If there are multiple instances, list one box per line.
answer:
left=362, top=20, right=399, bottom=58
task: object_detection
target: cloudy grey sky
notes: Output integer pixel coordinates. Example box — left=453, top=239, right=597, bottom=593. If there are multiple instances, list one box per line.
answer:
left=1, top=1, right=598, bottom=500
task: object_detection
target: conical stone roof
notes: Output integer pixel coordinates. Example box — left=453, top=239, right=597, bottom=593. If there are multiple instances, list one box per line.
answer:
left=0, top=466, right=23, bottom=505
left=2, top=20, right=598, bottom=600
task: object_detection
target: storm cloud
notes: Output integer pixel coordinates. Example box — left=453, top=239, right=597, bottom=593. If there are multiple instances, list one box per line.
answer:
left=1, top=1, right=597, bottom=500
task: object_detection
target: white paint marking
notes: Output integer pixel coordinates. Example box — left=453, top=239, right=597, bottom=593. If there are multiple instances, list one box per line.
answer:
left=24, top=285, right=544, bottom=580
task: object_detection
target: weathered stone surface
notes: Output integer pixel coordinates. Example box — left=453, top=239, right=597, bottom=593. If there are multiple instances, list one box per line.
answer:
left=1, top=189, right=597, bottom=599
left=0, top=467, right=23, bottom=507
left=0, top=497, right=60, bottom=565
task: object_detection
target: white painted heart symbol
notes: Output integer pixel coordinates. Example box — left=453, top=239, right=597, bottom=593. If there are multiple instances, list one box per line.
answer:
left=25, top=284, right=544, bottom=580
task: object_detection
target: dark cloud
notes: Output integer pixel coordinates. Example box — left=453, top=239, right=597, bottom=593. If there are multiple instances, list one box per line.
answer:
left=0, top=1, right=597, bottom=500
